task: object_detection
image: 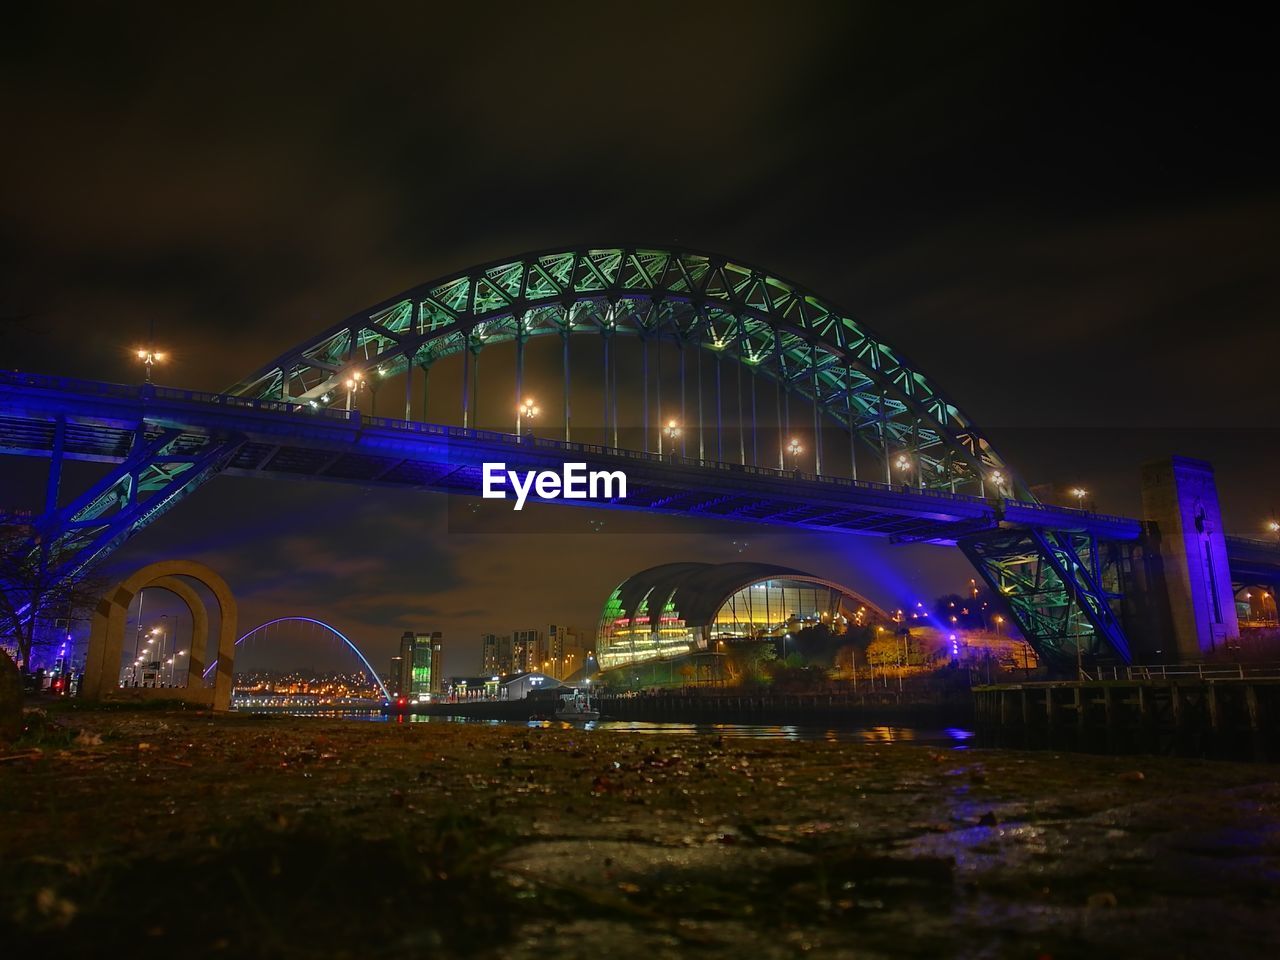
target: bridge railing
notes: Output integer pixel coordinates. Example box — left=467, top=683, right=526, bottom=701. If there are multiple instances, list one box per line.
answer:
left=0, top=369, right=1138, bottom=528
left=0, top=370, right=142, bottom=401
left=364, top=415, right=999, bottom=504
left=1093, top=663, right=1280, bottom=681
left=0, top=370, right=359, bottom=423
left=359, top=420, right=1131, bottom=523
left=1003, top=497, right=1136, bottom=528
left=152, top=385, right=356, bottom=422
left=1226, top=535, right=1280, bottom=553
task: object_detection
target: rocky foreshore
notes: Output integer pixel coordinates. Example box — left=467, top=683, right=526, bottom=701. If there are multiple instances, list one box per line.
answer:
left=2, top=704, right=1279, bottom=958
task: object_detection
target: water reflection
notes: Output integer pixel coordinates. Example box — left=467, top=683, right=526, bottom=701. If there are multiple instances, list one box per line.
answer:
left=232, top=708, right=975, bottom=747
left=400, top=714, right=976, bottom=746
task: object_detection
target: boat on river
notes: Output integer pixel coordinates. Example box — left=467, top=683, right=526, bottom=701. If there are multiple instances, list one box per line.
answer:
left=554, top=689, right=600, bottom=722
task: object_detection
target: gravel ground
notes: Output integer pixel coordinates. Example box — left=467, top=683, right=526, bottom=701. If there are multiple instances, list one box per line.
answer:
left=2, top=704, right=1279, bottom=958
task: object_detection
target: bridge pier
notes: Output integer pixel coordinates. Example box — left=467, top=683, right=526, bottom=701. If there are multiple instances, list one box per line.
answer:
left=1139, top=457, right=1239, bottom=659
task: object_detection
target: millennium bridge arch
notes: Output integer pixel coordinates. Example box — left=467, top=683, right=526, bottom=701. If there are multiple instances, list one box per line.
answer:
left=204, top=616, right=392, bottom=702
left=230, top=246, right=1021, bottom=500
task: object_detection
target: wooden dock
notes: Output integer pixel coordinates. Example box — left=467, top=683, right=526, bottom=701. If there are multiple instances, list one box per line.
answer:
left=973, top=667, right=1280, bottom=760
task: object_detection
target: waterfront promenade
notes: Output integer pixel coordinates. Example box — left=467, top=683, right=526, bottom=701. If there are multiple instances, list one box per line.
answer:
left=2, top=704, right=1278, bottom=957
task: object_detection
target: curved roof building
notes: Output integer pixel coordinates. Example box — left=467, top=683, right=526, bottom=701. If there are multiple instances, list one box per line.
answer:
left=596, top=562, right=888, bottom=670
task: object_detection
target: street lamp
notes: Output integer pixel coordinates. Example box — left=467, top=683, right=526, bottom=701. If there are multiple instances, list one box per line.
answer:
left=1071, top=487, right=1088, bottom=509
left=990, top=471, right=1006, bottom=497
left=344, top=371, right=364, bottom=411
left=786, top=438, right=803, bottom=470
left=1268, top=519, right=1280, bottom=542
left=662, top=419, right=681, bottom=456
left=141, top=631, right=157, bottom=686
left=518, top=397, right=539, bottom=436
left=136, top=348, right=166, bottom=384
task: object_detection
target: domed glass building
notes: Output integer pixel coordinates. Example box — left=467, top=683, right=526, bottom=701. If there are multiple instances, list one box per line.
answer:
left=596, top=562, right=887, bottom=670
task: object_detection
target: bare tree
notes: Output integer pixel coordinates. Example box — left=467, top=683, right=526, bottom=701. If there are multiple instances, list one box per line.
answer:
left=0, top=519, right=103, bottom=674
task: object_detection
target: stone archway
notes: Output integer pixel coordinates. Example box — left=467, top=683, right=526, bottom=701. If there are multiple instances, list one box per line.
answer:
left=82, top=560, right=238, bottom=710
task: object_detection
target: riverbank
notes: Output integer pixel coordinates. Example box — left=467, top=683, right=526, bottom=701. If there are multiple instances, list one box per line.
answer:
left=3, top=703, right=1279, bottom=958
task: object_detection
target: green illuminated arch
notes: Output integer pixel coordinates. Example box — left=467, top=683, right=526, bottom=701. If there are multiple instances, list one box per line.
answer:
left=229, top=247, right=1016, bottom=496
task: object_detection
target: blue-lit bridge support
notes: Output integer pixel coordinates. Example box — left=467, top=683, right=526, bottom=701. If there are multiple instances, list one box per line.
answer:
left=959, top=528, right=1135, bottom=674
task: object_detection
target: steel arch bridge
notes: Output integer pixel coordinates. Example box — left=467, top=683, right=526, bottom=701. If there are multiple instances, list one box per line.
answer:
left=203, top=616, right=391, bottom=701
left=230, top=247, right=1018, bottom=499
left=6, top=246, right=1272, bottom=673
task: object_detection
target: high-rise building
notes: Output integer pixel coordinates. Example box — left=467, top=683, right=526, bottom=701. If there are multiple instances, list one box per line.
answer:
left=481, top=633, right=513, bottom=676
left=512, top=628, right=544, bottom=674
left=548, top=624, right=565, bottom=664
left=398, top=631, right=443, bottom=698
left=548, top=624, right=591, bottom=678
left=387, top=655, right=404, bottom=696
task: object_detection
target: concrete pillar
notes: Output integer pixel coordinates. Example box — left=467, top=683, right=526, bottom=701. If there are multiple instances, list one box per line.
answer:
left=1140, top=457, right=1240, bottom=660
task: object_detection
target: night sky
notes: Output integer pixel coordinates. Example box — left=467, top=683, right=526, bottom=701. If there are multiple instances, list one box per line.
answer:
left=2, top=3, right=1277, bottom=675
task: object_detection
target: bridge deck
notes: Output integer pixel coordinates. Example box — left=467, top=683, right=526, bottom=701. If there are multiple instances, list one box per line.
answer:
left=0, top=372, right=1143, bottom=543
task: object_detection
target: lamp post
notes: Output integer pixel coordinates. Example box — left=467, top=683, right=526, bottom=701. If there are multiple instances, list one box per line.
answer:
left=142, top=630, right=158, bottom=686
left=1071, top=487, right=1089, bottom=510
left=158, top=615, right=168, bottom=682
left=344, top=371, right=364, bottom=411
left=127, top=589, right=147, bottom=687
left=518, top=397, right=539, bottom=437
left=1268, top=519, right=1280, bottom=543
left=136, top=348, right=166, bottom=384
left=786, top=437, right=803, bottom=471
left=894, top=453, right=913, bottom=491
left=662, top=419, right=681, bottom=456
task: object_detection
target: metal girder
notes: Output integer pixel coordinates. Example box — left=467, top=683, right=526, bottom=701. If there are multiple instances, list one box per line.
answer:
left=34, top=427, right=244, bottom=584
left=227, top=247, right=1018, bottom=498
left=959, top=527, right=1133, bottom=674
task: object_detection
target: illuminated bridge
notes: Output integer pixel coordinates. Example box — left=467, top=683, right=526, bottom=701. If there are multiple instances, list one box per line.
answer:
left=1, top=247, right=1275, bottom=672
